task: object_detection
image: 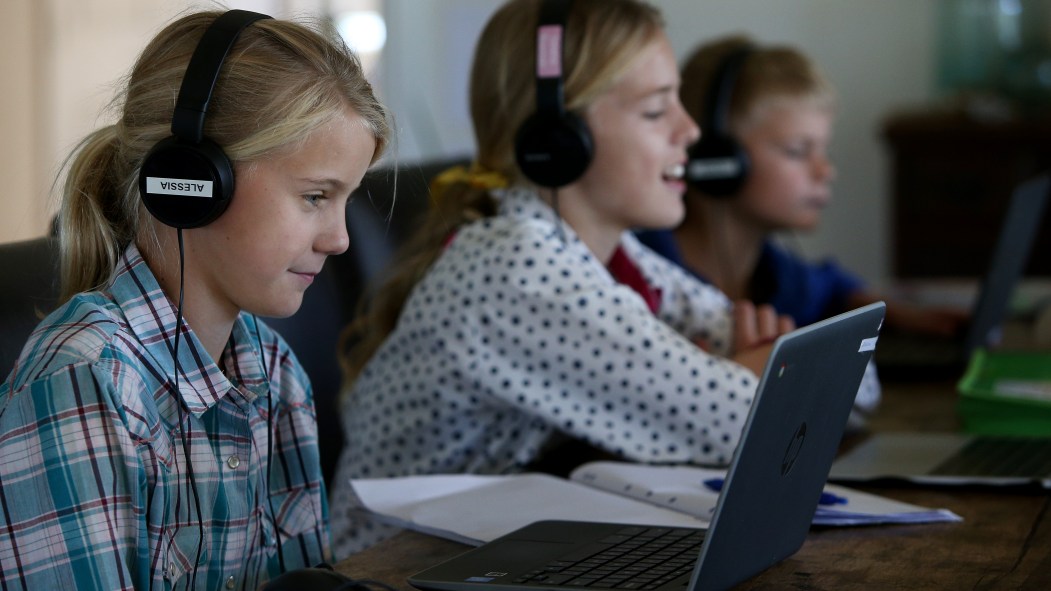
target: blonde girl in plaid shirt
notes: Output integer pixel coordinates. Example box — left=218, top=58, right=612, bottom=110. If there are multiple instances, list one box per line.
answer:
left=0, top=10, right=388, bottom=590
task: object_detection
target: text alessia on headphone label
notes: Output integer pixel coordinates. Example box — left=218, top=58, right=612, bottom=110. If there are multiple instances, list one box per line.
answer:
left=145, top=177, right=214, bottom=198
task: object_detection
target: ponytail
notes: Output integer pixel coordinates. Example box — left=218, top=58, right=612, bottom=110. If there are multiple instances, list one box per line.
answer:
left=58, top=125, right=143, bottom=302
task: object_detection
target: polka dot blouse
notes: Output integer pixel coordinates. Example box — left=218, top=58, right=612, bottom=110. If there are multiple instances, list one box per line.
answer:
left=329, top=187, right=881, bottom=558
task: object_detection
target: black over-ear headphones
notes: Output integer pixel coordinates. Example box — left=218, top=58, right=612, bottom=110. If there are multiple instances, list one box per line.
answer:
left=514, top=0, right=593, bottom=188
left=686, top=47, right=753, bottom=198
left=138, top=10, right=272, bottom=229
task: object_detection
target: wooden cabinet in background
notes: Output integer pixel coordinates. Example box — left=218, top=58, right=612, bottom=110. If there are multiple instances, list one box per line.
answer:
left=883, top=111, right=1051, bottom=278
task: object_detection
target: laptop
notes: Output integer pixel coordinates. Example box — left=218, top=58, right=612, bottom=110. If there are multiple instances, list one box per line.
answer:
left=408, top=302, right=885, bottom=591
left=829, top=432, right=1051, bottom=489
left=874, top=173, right=1050, bottom=381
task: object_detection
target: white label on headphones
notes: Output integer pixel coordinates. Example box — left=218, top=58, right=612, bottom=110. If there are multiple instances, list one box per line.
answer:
left=537, top=25, right=563, bottom=78
left=146, top=177, right=213, bottom=198
left=686, top=158, right=741, bottom=181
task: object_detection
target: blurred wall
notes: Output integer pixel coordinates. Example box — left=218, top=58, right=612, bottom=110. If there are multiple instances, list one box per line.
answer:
left=0, top=1, right=45, bottom=242
left=379, top=0, right=938, bottom=288
left=1, top=0, right=938, bottom=289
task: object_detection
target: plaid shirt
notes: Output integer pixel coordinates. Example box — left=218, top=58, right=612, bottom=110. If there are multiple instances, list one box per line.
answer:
left=0, top=245, right=329, bottom=590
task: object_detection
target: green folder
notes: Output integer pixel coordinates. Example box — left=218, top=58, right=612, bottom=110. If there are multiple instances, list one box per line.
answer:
left=957, top=348, right=1051, bottom=436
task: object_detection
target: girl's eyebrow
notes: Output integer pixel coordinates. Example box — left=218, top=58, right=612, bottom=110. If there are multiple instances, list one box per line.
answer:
left=632, top=84, right=676, bottom=104
left=300, top=177, right=352, bottom=192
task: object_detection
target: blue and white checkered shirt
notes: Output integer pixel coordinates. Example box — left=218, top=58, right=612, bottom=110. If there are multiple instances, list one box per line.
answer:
left=0, top=244, right=329, bottom=590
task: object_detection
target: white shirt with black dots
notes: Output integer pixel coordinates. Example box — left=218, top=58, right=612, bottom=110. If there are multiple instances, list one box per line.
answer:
left=329, top=187, right=881, bottom=558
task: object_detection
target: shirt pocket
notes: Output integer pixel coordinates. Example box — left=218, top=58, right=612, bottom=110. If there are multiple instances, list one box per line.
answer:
left=270, top=487, right=322, bottom=539
left=160, top=525, right=210, bottom=587
left=261, top=486, right=326, bottom=567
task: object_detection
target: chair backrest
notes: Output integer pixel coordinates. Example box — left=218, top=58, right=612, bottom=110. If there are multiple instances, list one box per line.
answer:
left=264, top=156, right=465, bottom=485
left=0, top=236, right=61, bottom=380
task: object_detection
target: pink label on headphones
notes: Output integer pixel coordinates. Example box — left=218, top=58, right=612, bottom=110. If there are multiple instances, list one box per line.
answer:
left=537, top=25, right=563, bottom=78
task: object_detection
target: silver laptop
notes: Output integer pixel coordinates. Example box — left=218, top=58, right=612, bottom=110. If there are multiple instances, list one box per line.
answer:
left=874, top=173, right=1050, bottom=380
left=408, top=302, right=885, bottom=591
left=831, top=174, right=1051, bottom=489
left=829, top=432, right=1051, bottom=488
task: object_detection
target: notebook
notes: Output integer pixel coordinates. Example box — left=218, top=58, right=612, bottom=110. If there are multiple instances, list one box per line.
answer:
left=874, top=173, right=1050, bottom=381
left=408, top=302, right=885, bottom=591
left=829, top=432, right=1051, bottom=488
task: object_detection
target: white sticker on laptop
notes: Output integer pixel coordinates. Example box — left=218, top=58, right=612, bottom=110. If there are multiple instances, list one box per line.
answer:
left=858, top=337, right=878, bottom=352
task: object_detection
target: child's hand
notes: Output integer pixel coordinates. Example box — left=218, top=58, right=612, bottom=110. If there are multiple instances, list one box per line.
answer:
left=730, top=300, right=795, bottom=375
left=847, top=291, right=968, bottom=338
left=886, top=302, right=969, bottom=338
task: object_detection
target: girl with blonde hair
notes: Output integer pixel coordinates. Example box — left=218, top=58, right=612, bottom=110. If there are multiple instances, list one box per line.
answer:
left=330, top=0, right=805, bottom=557
left=0, top=9, right=388, bottom=589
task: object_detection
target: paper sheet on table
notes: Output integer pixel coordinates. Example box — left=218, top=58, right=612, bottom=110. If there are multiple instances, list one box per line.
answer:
left=813, top=482, right=962, bottom=526
left=349, top=465, right=961, bottom=546
left=569, top=462, right=962, bottom=527
left=349, top=473, right=709, bottom=545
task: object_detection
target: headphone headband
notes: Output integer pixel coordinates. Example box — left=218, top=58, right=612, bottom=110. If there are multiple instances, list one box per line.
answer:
left=514, top=0, right=593, bottom=189
left=534, top=0, right=570, bottom=116
left=702, top=47, right=752, bottom=137
left=173, top=10, right=272, bottom=143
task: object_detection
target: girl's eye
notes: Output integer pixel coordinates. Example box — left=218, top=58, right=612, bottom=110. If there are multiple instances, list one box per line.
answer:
left=780, top=144, right=810, bottom=159
left=643, top=110, right=667, bottom=120
left=304, top=194, right=324, bottom=207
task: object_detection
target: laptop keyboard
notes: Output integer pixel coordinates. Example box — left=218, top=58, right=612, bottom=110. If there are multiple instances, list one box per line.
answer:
left=930, top=437, right=1051, bottom=477
left=513, top=526, right=705, bottom=590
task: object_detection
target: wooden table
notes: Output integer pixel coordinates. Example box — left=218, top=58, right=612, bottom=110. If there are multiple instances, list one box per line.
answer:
left=334, top=382, right=1051, bottom=590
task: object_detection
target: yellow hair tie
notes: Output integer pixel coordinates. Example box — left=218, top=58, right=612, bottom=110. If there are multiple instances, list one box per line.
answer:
left=430, top=164, right=509, bottom=203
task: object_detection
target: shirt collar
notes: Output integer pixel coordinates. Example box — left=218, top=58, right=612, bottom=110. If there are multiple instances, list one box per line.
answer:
left=110, top=245, right=268, bottom=416
left=495, top=187, right=581, bottom=239
left=495, top=187, right=662, bottom=312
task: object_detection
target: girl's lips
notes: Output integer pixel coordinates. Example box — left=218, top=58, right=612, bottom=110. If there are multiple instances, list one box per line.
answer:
left=662, top=163, right=688, bottom=193
left=664, top=178, right=687, bottom=194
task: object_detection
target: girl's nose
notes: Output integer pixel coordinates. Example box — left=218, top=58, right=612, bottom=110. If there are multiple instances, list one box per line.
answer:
left=319, top=214, right=350, bottom=256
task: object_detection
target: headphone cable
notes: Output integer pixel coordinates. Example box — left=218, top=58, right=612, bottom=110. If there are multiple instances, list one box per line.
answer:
left=171, top=228, right=205, bottom=588
left=550, top=187, right=567, bottom=244
left=171, top=242, right=287, bottom=583
left=710, top=202, right=736, bottom=301
left=255, top=317, right=287, bottom=573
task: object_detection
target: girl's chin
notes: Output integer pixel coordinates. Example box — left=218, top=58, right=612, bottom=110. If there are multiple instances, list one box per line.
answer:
left=792, top=220, right=821, bottom=233
left=246, top=294, right=306, bottom=320
left=640, top=210, right=686, bottom=231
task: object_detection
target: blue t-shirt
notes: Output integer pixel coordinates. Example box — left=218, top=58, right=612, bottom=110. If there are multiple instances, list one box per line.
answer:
left=636, top=229, right=864, bottom=327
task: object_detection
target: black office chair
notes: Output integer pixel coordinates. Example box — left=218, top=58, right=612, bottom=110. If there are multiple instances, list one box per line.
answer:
left=265, top=156, right=466, bottom=486
left=0, top=236, right=61, bottom=380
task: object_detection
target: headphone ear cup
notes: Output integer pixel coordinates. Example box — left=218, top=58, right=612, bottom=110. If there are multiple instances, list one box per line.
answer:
left=514, top=110, right=594, bottom=188
left=685, top=133, right=750, bottom=198
left=138, top=136, right=235, bottom=229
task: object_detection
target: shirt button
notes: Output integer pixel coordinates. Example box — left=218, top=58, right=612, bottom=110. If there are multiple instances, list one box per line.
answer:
left=227, top=455, right=240, bottom=469
left=168, top=562, right=176, bottom=579
left=226, top=575, right=236, bottom=589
